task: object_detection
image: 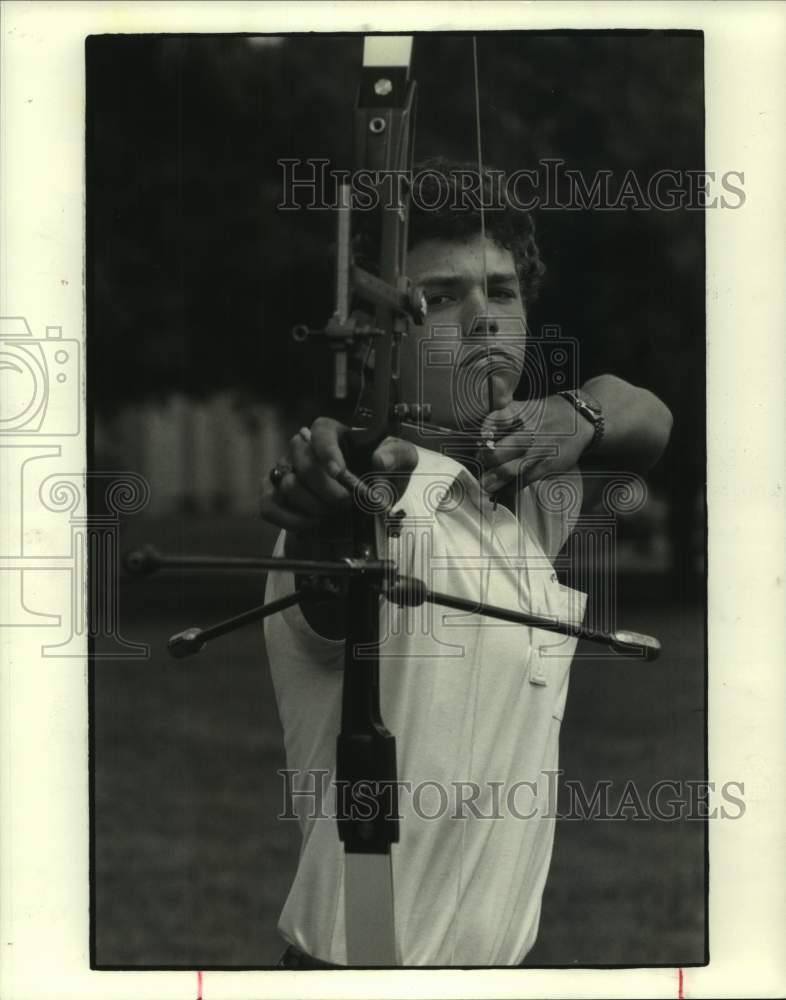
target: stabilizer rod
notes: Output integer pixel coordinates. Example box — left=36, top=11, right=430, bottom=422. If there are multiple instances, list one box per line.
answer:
left=386, top=576, right=661, bottom=661
left=124, top=544, right=391, bottom=579
left=168, top=590, right=306, bottom=658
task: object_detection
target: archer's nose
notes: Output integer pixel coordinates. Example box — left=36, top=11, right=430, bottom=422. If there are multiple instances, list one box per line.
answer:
left=460, top=285, right=498, bottom=339
left=466, top=315, right=500, bottom=339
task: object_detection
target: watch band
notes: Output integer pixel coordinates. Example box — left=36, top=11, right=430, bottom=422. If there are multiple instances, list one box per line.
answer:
left=557, top=389, right=605, bottom=453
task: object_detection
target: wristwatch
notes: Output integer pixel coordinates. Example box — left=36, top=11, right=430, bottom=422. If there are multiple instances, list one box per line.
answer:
left=557, top=389, right=605, bottom=453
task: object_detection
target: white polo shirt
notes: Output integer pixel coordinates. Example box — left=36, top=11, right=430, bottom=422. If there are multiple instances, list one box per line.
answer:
left=263, top=446, right=586, bottom=966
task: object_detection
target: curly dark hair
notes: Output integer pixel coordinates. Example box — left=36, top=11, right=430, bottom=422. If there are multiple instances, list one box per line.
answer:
left=407, top=157, right=545, bottom=307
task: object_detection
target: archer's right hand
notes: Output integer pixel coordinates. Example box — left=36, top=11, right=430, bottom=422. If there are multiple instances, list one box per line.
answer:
left=259, top=416, right=419, bottom=537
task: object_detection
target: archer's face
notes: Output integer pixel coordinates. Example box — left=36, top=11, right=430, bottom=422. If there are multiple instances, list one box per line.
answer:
left=400, top=235, right=527, bottom=430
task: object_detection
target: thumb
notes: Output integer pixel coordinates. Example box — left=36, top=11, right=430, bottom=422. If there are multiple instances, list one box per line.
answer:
left=372, top=436, right=419, bottom=474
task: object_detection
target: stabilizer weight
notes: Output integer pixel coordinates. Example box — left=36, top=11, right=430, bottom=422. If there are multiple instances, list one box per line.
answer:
left=168, top=627, right=206, bottom=658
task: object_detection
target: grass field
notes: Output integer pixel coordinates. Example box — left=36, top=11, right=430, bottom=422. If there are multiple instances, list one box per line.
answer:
left=93, top=517, right=706, bottom=968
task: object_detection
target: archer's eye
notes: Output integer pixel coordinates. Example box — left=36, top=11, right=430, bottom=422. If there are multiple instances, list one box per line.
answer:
left=425, top=293, right=455, bottom=308
left=489, top=287, right=518, bottom=301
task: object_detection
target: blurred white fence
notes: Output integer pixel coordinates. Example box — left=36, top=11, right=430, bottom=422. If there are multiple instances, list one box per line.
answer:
left=94, top=393, right=289, bottom=516
left=93, top=394, right=680, bottom=577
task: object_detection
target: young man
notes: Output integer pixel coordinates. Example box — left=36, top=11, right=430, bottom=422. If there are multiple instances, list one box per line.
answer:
left=260, top=162, right=672, bottom=966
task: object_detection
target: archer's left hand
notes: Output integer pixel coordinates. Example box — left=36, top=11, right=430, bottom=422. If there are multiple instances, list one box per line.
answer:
left=477, top=396, right=594, bottom=494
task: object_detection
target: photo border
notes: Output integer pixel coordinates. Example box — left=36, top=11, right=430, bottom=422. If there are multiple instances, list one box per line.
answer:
left=1, top=2, right=784, bottom=998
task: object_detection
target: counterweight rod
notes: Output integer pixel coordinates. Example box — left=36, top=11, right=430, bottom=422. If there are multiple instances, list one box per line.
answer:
left=385, top=575, right=660, bottom=659
left=167, top=590, right=305, bottom=658
left=424, top=589, right=660, bottom=660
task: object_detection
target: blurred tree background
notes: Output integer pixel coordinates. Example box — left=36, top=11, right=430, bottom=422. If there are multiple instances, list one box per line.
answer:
left=87, top=30, right=704, bottom=594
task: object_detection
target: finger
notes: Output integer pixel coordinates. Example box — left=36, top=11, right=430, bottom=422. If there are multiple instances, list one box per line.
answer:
left=259, top=490, right=322, bottom=533
left=359, top=437, right=419, bottom=506
left=291, top=432, right=350, bottom=505
left=477, top=429, right=538, bottom=470
left=480, top=402, right=525, bottom=439
left=309, top=416, right=349, bottom=479
left=481, top=454, right=542, bottom=494
left=275, top=470, right=325, bottom=517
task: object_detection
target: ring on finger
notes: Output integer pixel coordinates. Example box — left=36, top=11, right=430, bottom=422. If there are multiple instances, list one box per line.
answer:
left=269, top=462, right=293, bottom=490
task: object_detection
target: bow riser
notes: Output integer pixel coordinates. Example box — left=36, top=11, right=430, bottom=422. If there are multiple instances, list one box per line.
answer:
left=336, top=36, right=419, bottom=966
left=348, top=51, right=418, bottom=452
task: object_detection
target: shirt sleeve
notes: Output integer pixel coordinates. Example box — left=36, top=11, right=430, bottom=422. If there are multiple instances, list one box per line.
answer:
left=517, top=468, right=584, bottom=562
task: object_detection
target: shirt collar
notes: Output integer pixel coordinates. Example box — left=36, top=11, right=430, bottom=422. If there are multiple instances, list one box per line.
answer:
left=410, top=444, right=492, bottom=516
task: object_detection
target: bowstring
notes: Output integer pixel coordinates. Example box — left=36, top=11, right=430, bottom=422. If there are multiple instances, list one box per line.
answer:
left=472, top=38, right=492, bottom=420
left=472, top=38, right=498, bottom=520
